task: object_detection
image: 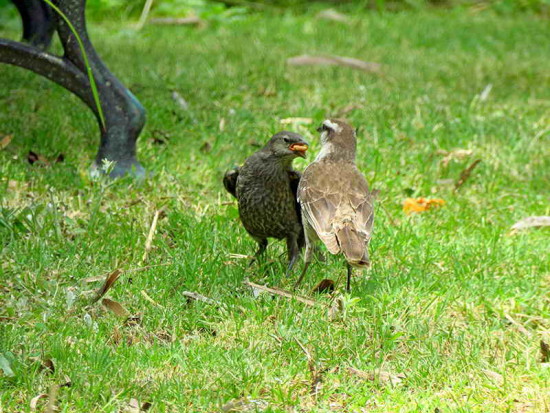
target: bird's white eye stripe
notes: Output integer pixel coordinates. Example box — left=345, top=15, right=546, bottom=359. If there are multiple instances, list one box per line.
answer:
left=322, top=120, right=342, bottom=133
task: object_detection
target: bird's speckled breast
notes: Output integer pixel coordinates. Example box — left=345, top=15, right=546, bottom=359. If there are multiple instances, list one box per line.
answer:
left=236, top=155, right=300, bottom=240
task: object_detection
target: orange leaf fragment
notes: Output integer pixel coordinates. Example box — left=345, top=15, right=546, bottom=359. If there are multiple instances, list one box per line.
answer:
left=403, top=197, right=445, bottom=215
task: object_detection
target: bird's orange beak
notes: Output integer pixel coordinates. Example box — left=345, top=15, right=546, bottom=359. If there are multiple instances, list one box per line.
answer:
left=289, top=143, right=308, bottom=158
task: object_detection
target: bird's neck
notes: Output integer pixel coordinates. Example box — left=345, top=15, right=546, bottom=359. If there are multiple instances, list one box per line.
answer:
left=262, top=152, right=294, bottom=170
left=315, top=142, right=355, bottom=163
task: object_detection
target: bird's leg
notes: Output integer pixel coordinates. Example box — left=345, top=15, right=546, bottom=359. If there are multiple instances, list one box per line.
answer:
left=346, top=263, right=353, bottom=292
left=248, top=238, right=268, bottom=268
left=285, top=235, right=300, bottom=277
left=295, top=243, right=313, bottom=287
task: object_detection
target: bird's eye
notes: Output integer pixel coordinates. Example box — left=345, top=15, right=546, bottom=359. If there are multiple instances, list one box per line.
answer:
left=283, top=137, right=291, bottom=143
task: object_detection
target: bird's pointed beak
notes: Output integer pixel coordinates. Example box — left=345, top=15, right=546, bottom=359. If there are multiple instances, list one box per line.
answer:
left=289, top=143, right=308, bottom=158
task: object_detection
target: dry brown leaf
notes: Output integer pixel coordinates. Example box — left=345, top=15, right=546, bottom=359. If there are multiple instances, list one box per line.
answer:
left=328, top=296, right=344, bottom=320
left=41, top=358, right=55, bottom=374
left=437, top=148, right=473, bottom=167
left=347, top=367, right=405, bottom=386
left=102, top=298, right=129, bottom=317
left=0, top=134, right=13, bottom=150
left=541, top=340, right=549, bottom=363
left=93, top=269, right=122, bottom=302
left=312, top=279, right=335, bottom=294
left=403, top=197, right=445, bottom=214
left=316, top=9, right=350, bottom=24
left=60, top=374, right=72, bottom=388
left=454, top=159, right=482, bottom=190
left=287, top=55, right=381, bottom=74
left=510, top=216, right=550, bottom=234
left=30, top=394, right=48, bottom=411
left=28, top=150, right=48, bottom=165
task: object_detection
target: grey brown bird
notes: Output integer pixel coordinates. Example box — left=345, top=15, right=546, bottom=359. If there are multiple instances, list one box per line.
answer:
left=223, top=132, right=309, bottom=275
left=296, top=119, right=374, bottom=291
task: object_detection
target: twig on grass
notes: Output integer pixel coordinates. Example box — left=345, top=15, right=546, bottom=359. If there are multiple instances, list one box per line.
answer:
left=454, top=159, right=481, bottom=191
left=244, top=281, right=319, bottom=307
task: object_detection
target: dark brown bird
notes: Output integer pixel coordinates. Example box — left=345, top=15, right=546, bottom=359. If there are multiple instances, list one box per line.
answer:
left=223, top=132, right=309, bottom=275
left=296, top=119, right=374, bottom=291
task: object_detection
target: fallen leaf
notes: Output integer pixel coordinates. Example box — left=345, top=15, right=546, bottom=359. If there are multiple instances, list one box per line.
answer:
left=454, top=159, right=482, bottom=190
left=403, top=197, right=445, bottom=215
left=200, top=141, right=212, bottom=153
left=60, top=374, right=72, bottom=387
left=541, top=340, right=549, bottom=363
left=347, top=367, right=405, bottom=386
left=280, top=117, right=313, bottom=125
left=0, top=353, right=14, bottom=377
left=41, top=358, right=55, bottom=374
left=102, top=298, right=129, bottom=317
left=28, top=150, right=48, bottom=165
left=287, top=55, right=381, bottom=74
left=30, top=394, right=48, bottom=411
left=437, top=148, right=473, bottom=167
left=123, top=398, right=140, bottom=413
left=316, top=9, right=350, bottom=24
left=171, top=91, right=189, bottom=110
left=510, top=216, right=550, bottom=234
left=327, top=296, right=344, bottom=320
left=93, top=269, right=122, bottom=302
left=312, top=279, right=335, bottom=294
left=0, top=134, right=13, bottom=150
left=482, top=368, right=504, bottom=385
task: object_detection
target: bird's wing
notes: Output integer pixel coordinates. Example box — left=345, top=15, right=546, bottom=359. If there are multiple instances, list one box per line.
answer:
left=298, top=163, right=374, bottom=254
left=298, top=163, right=342, bottom=254
left=223, top=166, right=240, bottom=198
left=288, top=169, right=305, bottom=248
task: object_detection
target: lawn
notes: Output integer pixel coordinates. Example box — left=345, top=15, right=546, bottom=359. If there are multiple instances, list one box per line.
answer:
left=1, top=7, right=549, bottom=412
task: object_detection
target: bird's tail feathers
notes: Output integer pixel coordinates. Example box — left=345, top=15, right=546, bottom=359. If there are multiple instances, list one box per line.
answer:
left=335, top=224, right=370, bottom=268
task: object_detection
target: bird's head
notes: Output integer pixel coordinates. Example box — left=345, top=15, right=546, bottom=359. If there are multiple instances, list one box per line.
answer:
left=316, top=119, right=357, bottom=160
left=266, top=131, right=309, bottom=159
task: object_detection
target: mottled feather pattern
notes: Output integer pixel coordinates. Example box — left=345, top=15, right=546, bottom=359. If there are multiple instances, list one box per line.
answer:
left=298, top=160, right=374, bottom=265
left=236, top=152, right=302, bottom=241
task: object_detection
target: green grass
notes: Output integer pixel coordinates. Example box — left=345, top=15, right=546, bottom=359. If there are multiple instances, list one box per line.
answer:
left=1, top=9, right=549, bottom=412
